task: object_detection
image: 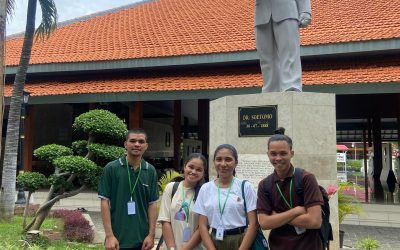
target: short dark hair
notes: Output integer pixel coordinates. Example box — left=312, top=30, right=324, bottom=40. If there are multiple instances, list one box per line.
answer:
left=125, top=128, right=148, bottom=141
left=213, top=144, right=238, bottom=163
left=267, top=127, right=293, bottom=149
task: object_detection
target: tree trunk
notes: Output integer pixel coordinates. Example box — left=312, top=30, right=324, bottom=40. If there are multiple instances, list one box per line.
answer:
left=0, top=0, right=7, bottom=185
left=22, top=192, right=32, bottom=229
left=24, top=184, right=87, bottom=231
left=0, top=0, right=37, bottom=222
left=29, top=203, right=52, bottom=231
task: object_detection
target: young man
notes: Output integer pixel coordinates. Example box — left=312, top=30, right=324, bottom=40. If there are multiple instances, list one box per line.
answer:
left=98, top=128, right=159, bottom=250
left=257, top=128, right=324, bottom=250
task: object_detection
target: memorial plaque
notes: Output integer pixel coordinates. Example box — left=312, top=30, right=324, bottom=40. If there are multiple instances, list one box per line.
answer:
left=235, top=154, right=274, bottom=188
left=238, top=105, right=277, bottom=137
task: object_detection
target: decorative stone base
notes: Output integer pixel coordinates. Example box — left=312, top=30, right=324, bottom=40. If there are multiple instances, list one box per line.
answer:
left=209, top=92, right=339, bottom=249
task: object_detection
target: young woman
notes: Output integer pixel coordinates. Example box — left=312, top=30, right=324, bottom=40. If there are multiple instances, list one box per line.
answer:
left=158, top=153, right=207, bottom=250
left=192, top=144, right=258, bottom=250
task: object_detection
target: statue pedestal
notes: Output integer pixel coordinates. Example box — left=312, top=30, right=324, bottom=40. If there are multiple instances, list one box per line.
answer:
left=209, top=92, right=339, bottom=249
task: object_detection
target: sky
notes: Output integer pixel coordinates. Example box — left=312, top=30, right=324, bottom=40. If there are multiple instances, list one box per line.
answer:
left=6, top=0, right=144, bottom=36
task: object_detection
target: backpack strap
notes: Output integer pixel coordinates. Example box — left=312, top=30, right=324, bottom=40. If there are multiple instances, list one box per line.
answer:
left=293, top=168, right=305, bottom=205
left=264, top=175, right=274, bottom=205
left=156, top=181, right=180, bottom=250
left=171, top=181, right=180, bottom=201
left=241, top=180, right=249, bottom=224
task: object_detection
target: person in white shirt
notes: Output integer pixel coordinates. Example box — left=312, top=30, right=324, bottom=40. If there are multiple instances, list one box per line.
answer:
left=192, top=144, right=257, bottom=250
left=158, top=153, right=207, bottom=250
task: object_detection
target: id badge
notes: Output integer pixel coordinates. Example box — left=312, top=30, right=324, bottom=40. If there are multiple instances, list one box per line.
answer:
left=183, top=227, right=192, bottom=242
left=127, top=201, right=136, bottom=215
left=294, top=226, right=306, bottom=235
left=215, top=225, right=224, bottom=241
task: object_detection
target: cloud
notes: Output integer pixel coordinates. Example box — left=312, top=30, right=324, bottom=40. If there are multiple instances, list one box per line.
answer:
left=6, top=0, right=142, bottom=35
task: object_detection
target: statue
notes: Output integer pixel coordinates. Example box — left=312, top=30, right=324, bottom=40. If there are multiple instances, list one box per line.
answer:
left=255, top=0, right=312, bottom=92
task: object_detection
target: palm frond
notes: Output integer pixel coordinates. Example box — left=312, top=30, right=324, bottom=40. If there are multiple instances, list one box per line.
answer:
left=35, top=0, right=58, bottom=40
left=158, top=169, right=183, bottom=194
left=338, top=182, right=363, bottom=224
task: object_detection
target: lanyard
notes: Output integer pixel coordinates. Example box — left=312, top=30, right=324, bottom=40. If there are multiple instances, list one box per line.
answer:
left=276, top=168, right=296, bottom=209
left=217, top=178, right=234, bottom=219
left=126, top=157, right=142, bottom=201
left=181, top=183, right=194, bottom=223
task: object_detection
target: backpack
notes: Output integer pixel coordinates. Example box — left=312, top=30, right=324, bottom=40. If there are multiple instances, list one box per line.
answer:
left=264, top=168, right=333, bottom=249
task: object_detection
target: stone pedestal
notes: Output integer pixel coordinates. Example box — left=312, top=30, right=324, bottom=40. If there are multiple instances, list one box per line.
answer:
left=209, top=92, right=339, bottom=249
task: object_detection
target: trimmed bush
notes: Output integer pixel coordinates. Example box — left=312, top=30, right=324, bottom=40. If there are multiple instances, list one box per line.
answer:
left=17, top=172, right=48, bottom=193
left=52, top=210, right=94, bottom=243
left=88, top=143, right=126, bottom=161
left=34, top=144, right=73, bottom=163
left=73, top=109, right=127, bottom=140
left=72, top=140, right=88, bottom=156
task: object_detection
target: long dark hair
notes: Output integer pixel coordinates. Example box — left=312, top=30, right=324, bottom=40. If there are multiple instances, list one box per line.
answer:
left=184, top=153, right=207, bottom=201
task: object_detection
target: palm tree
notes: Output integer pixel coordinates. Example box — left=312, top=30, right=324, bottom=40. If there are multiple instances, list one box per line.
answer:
left=0, top=0, right=15, bottom=182
left=0, top=0, right=57, bottom=222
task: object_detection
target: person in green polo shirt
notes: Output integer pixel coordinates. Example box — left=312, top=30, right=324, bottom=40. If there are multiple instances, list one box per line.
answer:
left=99, top=128, right=159, bottom=250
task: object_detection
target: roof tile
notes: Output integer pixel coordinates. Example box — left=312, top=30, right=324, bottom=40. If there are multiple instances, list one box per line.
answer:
left=4, top=57, right=400, bottom=97
left=6, top=0, right=400, bottom=66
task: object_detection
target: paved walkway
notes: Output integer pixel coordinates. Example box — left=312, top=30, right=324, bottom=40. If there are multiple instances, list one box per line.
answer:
left=31, top=191, right=400, bottom=250
left=86, top=211, right=400, bottom=250
left=340, top=224, right=400, bottom=250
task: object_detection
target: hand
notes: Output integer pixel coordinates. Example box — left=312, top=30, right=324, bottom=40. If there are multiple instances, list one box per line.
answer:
left=141, top=234, right=155, bottom=250
left=299, top=12, right=311, bottom=27
left=105, top=235, right=119, bottom=250
left=293, top=206, right=307, bottom=216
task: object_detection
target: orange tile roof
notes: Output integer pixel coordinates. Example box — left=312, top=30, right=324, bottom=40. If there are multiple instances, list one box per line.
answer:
left=5, top=0, right=400, bottom=66
left=5, top=57, right=400, bottom=97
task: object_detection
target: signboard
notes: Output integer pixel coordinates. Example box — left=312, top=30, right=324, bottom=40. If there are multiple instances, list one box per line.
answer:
left=238, top=105, right=277, bottom=137
left=337, top=153, right=346, bottom=163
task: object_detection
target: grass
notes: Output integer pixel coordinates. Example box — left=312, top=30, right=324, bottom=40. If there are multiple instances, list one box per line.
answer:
left=0, top=216, right=103, bottom=249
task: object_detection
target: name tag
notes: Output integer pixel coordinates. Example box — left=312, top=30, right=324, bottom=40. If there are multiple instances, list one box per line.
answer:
left=183, top=227, right=192, bottom=242
left=294, top=226, right=306, bottom=235
left=215, top=225, right=224, bottom=240
left=127, top=201, right=136, bottom=215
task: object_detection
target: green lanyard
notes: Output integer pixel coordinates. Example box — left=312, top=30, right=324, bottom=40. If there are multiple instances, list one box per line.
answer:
left=217, top=178, right=234, bottom=219
left=126, top=157, right=142, bottom=201
left=181, top=183, right=194, bottom=223
left=276, top=168, right=296, bottom=209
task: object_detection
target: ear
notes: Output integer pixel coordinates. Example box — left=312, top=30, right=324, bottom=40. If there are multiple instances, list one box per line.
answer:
left=143, top=142, right=149, bottom=151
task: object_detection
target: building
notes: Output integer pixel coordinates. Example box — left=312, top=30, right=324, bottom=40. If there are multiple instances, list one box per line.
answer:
left=4, top=0, right=400, bottom=201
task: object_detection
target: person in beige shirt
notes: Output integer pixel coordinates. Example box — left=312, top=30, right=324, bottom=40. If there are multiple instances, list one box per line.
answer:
left=158, top=153, right=207, bottom=250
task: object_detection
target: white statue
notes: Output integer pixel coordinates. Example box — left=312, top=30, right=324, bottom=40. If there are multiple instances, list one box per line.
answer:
left=255, top=0, right=311, bottom=92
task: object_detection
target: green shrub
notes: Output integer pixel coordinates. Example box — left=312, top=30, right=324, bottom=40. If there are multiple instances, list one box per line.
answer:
left=338, top=182, right=363, bottom=224
left=356, top=237, right=380, bottom=250
left=34, top=144, right=73, bottom=163
left=88, top=143, right=126, bottom=161
left=71, top=140, right=88, bottom=156
left=73, top=109, right=127, bottom=140
left=17, top=172, right=48, bottom=193
left=348, top=160, right=363, bottom=172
